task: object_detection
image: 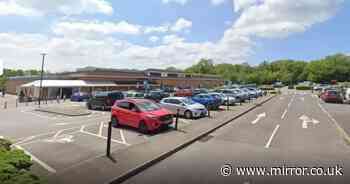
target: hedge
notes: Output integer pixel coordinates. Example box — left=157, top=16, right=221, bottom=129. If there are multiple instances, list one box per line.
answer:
left=0, top=138, right=44, bottom=184
left=295, top=85, right=312, bottom=90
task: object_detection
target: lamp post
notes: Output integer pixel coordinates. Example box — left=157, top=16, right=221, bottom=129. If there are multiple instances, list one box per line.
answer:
left=38, top=53, right=47, bottom=108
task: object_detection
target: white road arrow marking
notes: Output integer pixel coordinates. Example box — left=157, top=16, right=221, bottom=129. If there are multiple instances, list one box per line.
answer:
left=299, top=115, right=320, bottom=129
left=251, top=112, right=266, bottom=124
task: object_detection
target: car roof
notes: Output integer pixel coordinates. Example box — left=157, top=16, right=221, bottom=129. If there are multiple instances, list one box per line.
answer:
left=162, top=97, right=187, bottom=101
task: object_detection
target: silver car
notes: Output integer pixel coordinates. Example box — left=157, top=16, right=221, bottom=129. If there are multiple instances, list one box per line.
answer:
left=209, top=92, right=237, bottom=105
left=160, top=97, right=208, bottom=119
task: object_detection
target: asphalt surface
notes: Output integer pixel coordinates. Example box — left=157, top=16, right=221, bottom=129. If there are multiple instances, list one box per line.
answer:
left=0, top=99, right=207, bottom=178
left=123, top=90, right=350, bottom=184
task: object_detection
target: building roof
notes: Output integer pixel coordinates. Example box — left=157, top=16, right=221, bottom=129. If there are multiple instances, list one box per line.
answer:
left=21, top=80, right=117, bottom=88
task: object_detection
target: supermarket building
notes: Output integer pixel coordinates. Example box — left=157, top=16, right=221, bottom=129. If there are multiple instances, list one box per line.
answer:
left=6, top=68, right=224, bottom=99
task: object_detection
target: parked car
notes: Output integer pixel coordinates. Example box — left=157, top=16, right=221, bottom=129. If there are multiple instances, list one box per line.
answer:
left=345, top=88, right=350, bottom=102
left=320, top=90, right=343, bottom=103
left=160, top=97, right=207, bottom=119
left=207, top=93, right=225, bottom=105
left=145, top=90, right=169, bottom=102
left=174, top=89, right=193, bottom=97
left=211, top=92, right=237, bottom=105
left=70, top=92, right=90, bottom=102
left=218, top=89, right=245, bottom=102
left=191, top=94, right=220, bottom=110
left=192, top=88, right=209, bottom=96
left=124, top=91, right=145, bottom=99
left=87, top=91, right=124, bottom=110
left=241, top=88, right=256, bottom=99
left=111, top=99, right=173, bottom=133
left=232, top=88, right=249, bottom=101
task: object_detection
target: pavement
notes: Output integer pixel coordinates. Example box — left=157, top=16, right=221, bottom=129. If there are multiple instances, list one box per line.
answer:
left=122, top=90, right=350, bottom=184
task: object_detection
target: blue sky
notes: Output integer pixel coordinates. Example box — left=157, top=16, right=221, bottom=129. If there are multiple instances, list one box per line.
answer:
left=0, top=0, right=348, bottom=71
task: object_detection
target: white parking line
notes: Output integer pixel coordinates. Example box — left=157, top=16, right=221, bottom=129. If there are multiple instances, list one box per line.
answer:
left=120, top=130, right=127, bottom=144
left=14, top=145, right=57, bottom=173
left=79, top=130, right=130, bottom=146
left=98, top=122, right=104, bottom=136
left=281, top=110, right=288, bottom=120
left=53, top=130, right=64, bottom=138
left=265, top=124, right=280, bottom=149
left=20, top=110, right=54, bottom=119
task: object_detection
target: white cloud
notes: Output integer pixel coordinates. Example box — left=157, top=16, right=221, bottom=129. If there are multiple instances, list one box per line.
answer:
left=149, top=36, right=160, bottom=43
left=53, top=20, right=142, bottom=36
left=0, top=0, right=344, bottom=72
left=0, top=0, right=113, bottom=16
left=233, top=0, right=257, bottom=12
left=170, top=18, right=192, bottom=32
left=144, top=24, right=170, bottom=34
left=54, top=18, right=193, bottom=37
left=211, top=0, right=226, bottom=6
left=233, top=0, right=344, bottom=38
left=162, top=35, right=185, bottom=44
left=162, top=0, right=189, bottom=5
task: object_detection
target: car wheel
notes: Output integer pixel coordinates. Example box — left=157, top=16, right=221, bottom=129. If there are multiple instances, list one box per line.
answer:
left=111, top=116, right=119, bottom=128
left=87, top=103, right=92, bottom=110
left=184, top=110, right=193, bottom=119
left=138, top=121, right=149, bottom=134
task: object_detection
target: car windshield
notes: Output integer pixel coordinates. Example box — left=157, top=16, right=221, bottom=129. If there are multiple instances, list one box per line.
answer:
left=137, top=101, right=161, bottom=111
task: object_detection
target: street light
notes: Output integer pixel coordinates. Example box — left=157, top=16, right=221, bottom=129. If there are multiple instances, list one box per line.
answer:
left=38, top=53, right=47, bottom=108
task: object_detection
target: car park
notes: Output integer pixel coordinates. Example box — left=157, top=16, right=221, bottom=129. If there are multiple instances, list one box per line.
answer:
left=87, top=91, right=124, bottom=110
left=160, top=97, right=207, bottom=119
left=191, top=94, right=220, bottom=110
left=70, top=92, right=90, bottom=102
left=320, top=90, right=343, bottom=103
left=111, top=99, right=173, bottom=133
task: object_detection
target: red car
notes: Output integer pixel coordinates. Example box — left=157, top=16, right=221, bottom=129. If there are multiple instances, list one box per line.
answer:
left=320, top=90, right=343, bottom=103
left=174, top=89, right=193, bottom=97
left=111, top=99, right=174, bottom=133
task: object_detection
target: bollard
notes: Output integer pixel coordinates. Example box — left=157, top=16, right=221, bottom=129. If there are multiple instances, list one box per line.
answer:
left=16, top=99, right=18, bottom=108
left=226, top=96, right=229, bottom=111
left=106, top=121, right=112, bottom=157
left=207, top=105, right=211, bottom=118
left=4, top=101, right=7, bottom=109
left=57, top=96, right=60, bottom=104
left=175, top=109, right=179, bottom=130
left=63, top=95, right=66, bottom=102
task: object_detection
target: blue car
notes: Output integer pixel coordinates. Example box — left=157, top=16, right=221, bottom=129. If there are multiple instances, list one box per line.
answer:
left=70, top=92, right=90, bottom=102
left=192, top=94, right=220, bottom=110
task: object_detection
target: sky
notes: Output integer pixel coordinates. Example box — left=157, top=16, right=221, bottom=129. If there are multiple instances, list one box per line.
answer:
left=0, top=0, right=349, bottom=72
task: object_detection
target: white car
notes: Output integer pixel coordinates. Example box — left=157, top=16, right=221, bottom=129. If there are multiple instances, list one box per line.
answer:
left=160, top=97, right=207, bottom=119
left=345, top=88, right=350, bottom=102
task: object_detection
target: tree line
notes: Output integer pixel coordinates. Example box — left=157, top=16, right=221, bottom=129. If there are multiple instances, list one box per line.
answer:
left=0, top=69, right=41, bottom=88
left=185, top=53, right=350, bottom=85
